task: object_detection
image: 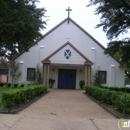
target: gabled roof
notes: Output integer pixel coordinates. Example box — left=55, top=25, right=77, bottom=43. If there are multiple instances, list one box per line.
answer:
left=11, top=17, right=105, bottom=61
left=11, top=37, right=43, bottom=61
left=11, top=17, right=121, bottom=65
left=42, top=17, right=106, bottom=50
left=41, top=41, right=93, bottom=65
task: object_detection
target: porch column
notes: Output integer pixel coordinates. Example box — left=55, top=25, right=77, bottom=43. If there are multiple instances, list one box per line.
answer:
left=47, top=64, right=50, bottom=88
left=84, top=65, right=87, bottom=86
left=87, top=66, right=91, bottom=85
left=41, top=59, right=51, bottom=86
left=43, top=63, right=50, bottom=87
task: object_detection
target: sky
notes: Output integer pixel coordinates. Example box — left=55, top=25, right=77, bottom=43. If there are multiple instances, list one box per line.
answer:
left=37, top=0, right=109, bottom=47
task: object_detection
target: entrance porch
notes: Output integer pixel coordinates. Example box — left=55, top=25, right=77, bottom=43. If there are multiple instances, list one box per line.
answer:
left=42, top=63, right=92, bottom=89
left=41, top=42, right=93, bottom=89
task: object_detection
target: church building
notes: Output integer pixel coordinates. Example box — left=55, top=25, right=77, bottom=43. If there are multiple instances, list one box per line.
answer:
left=8, top=8, right=125, bottom=89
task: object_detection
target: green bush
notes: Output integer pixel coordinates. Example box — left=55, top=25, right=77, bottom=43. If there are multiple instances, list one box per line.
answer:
left=79, top=80, right=85, bottom=89
left=49, top=78, right=55, bottom=88
left=100, top=86, right=130, bottom=93
left=14, top=84, right=18, bottom=88
left=86, top=86, right=130, bottom=114
left=1, top=85, right=47, bottom=107
left=20, top=84, right=24, bottom=87
left=0, top=83, right=4, bottom=87
left=7, top=83, right=11, bottom=88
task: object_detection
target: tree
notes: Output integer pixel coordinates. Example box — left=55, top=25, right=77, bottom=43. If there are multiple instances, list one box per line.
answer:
left=35, top=63, right=42, bottom=84
left=9, top=62, right=21, bottom=83
left=93, top=68, right=101, bottom=86
left=0, top=57, right=9, bottom=68
left=87, top=0, right=130, bottom=66
left=0, top=0, right=47, bottom=59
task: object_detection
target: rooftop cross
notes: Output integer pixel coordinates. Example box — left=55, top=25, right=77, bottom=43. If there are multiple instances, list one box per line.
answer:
left=65, top=7, right=72, bottom=23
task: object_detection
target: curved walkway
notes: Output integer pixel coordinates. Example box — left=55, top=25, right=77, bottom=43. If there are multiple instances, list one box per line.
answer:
left=0, top=89, right=120, bottom=130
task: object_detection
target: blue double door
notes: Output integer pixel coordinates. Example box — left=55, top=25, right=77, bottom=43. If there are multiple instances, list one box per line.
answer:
left=58, top=69, right=76, bottom=89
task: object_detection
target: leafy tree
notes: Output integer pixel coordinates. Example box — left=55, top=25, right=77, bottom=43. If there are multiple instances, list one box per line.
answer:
left=93, top=69, right=101, bottom=87
left=0, top=0, right=47, bottom=59
left=9, top=62, right=21, bottom=83
left=87, top=0, right=130, bottom=66
left=35, top=63, right=42, bottom=84
left=0, top=57, right=9, bottom=68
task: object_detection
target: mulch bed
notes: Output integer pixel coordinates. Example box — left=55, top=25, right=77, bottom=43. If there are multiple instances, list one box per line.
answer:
left=84, top=93, right=130, bottom=119
left=0, top=91, right=49, bottom=114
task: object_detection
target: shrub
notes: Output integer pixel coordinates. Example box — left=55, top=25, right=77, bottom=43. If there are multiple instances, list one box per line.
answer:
left=79, top=80, right=85, bottom=89
left=1, top=85, right=47, bottom=107
left=7, top=83, right=11, bottom=88
left=49, top=78, right=55, bottom=88
left=82, top=85, right=86, bottom=90
left=93, top=69, right=101, bottom=87
left=86, top=86, right=130, bottom=114
left=20, top=84, right=24, bottom=87
left=101, top=86, right=130, bottom=93
left=14, top=84, right=18, bottom=88
left=2, top=92, right=15, bottom=107
left=0, top=83, right=4, bottom=87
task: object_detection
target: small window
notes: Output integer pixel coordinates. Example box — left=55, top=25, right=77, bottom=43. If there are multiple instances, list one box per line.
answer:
left=27, top=68, right=35, bottom=81
left=98, top=71, right=107, bottom=84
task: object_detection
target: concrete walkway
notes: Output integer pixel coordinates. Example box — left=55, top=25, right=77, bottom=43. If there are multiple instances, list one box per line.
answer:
left=0, top=89, right=120, bottom=130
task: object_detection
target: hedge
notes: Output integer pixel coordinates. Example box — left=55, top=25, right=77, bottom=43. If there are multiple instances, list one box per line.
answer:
left=2, top=85, right=47, bottom=107
left=99, top=86, right=130, bottom=93
left=86, top=86, right=130, bottom=114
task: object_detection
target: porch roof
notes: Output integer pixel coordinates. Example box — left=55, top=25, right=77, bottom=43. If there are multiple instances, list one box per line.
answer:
left=41, top=41, right=93, bottom=66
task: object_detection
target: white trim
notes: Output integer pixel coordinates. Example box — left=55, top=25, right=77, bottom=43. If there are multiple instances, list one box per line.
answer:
left=40, top=46, right=44, bottom=48
left=91, top=47, right=96, bottom=50
left=19, top=61, right=24, bottom=64
left=111, top=65, right=115, bottom=67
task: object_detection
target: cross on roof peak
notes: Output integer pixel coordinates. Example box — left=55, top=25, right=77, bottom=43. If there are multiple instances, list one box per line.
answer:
left=65, top=7, right=72, bottom=24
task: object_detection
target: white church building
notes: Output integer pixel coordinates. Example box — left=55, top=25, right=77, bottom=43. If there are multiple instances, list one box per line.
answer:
left=8, top=17, right=125, bottom=89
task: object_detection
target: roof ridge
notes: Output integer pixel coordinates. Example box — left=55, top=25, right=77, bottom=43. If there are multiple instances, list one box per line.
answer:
left=10, top=17, right=121, bottom=65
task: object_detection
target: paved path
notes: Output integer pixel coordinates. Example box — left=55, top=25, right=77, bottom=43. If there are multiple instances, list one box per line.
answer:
left=0, top=89, right=120, bottom=130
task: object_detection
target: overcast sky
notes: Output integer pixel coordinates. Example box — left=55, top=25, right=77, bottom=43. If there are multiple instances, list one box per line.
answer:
left=37, top=0, right=109, bottom=47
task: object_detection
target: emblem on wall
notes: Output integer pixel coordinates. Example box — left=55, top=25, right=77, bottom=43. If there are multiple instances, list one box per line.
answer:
left=64, top=49, right=71, bottom=59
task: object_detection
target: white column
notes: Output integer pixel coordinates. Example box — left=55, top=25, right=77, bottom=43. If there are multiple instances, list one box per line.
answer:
left=91, top=47, right=96, bottom=70
left=19, top=61, right=24, bottom=83
left=47, top=64, right=50, bottom=88
left=91, top=48, right=96, bottom=82
left=39, top=46, right=44, bottom=62
left=110, top=65, right=116, bottom=86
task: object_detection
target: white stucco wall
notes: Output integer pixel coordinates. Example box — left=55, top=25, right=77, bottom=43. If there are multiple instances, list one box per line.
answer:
left=10, top=19, right=125, bottom=87
left=50, top=44, right=85, bottom=65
